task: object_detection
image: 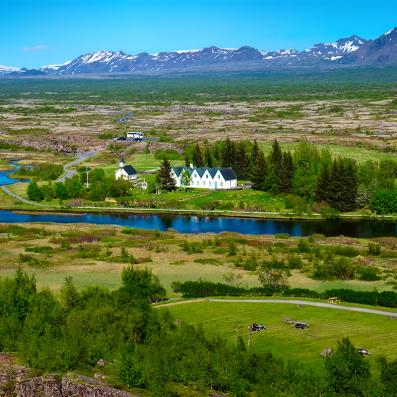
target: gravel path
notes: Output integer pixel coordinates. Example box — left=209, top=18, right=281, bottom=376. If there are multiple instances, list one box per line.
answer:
left=1, top=150, right=100, bottom=206
left=0, top=185, right=48, bottom=206
left=158, top=298, right=397, bottom=318
left=57, top=150, right=99, bottom=182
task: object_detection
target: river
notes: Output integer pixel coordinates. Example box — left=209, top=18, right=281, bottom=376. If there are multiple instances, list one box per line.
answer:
left=1, top=162, right=396, bottom=237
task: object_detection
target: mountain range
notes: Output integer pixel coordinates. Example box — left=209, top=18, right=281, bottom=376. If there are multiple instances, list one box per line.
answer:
left=2, top=27, right=397, bottom=76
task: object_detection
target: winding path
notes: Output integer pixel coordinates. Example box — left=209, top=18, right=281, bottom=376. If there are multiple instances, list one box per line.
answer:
left=157, top=298, right=397, bottom=318
left=56, top=150, right=99, bottom=182
left=0, top=150, right=100, bottom=206
left=1, top=185, right=48, bottom=206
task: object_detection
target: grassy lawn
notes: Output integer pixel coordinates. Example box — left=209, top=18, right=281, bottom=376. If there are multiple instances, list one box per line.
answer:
left=163, top=300, right=397, bottom=366
left=260, top=142, right=397, bottom=163
left=288, top=271, right=392, bottom=292
left=81, top=152, right=184, bottom=174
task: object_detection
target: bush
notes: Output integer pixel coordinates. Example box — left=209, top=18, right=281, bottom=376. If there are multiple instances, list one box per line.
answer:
left=173, top=280, right=397, bottom=307
left=27, top=163, right=63, bottom=180
left=357, top=266, right=381, bottom=281
left=313, top=257, right=356, bottom=280
left=370, top=188, right=397, bottom=214
left=368, top=242, right=381, bottom=256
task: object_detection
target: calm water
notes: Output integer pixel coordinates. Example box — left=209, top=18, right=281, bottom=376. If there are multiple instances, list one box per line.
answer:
left=0, top=209, right=396, bottom=237
left=0, top=160, right=30, bottom=186
left=0, top=162, right=396, bottom=237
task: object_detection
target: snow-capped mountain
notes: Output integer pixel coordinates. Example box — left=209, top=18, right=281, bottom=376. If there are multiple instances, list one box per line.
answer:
left=49, top=46, right=265, bottom=74
left=304, top=36, right=367, bottom=61
left=45, top=36, right=368, bottom=74
left=340, top=27, right=397, bottom=65
left=0, top=65, right=19, bottom=74
left=1, top=27, right=396, bottom=76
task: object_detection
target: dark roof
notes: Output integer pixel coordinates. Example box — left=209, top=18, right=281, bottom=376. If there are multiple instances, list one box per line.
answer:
left=172, top=166, right=192, bottom=177
left=172, top=166, right=236, bottom=181
left=122, top=165, right=137, bottom=175
left=219, top=167, right=237, bottom=181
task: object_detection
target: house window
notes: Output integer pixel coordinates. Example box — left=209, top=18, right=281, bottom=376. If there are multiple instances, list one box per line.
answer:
left=220, top=182, right=223, bottom=187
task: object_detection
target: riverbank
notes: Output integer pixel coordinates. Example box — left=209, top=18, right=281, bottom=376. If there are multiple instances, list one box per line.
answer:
left=2, top=198, right=397, bottom=222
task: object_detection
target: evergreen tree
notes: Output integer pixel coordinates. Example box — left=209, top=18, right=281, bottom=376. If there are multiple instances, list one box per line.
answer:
left=328, top=158, right=358, bottom=212
left=204, top=146, right=213, bottom=168
left=251, top=151, right=267, bottom=191
left=278, top=151, right=294, bottom=193
left=27, top=181, right=43, bottom=201
left=192, top=144, right=204, bottom=167
left=270, top=139, right=283, bottom=171
left=157, top=157, right=176, bottom=191
left=267, top=139, right=283, bottom=193
left=250, top=140, right=260, bottom=177
left=235, top=143, right=249, bottom=179
left=315, top=165, right=332, bottom=203
left=221, top=138, right=236, bottom=168
left=212, top=143, right=221, bottom=166
left=263, top=162, right=278, bottom=193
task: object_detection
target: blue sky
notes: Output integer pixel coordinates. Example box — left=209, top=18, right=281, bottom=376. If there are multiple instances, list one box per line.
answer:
left=1, top=0, right=397, bottom=68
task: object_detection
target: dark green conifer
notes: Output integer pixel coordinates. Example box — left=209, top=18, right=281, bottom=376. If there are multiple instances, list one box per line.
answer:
left=251, top=150, right=267, bottom=191
left=158, top=157, right=176, bottom=191
left=204, top=146, right=213, bottom=168
left=235, top=143, right=249, bottom=179
left=278, top=151, right=294, bottom=193
left=192, top=144, right=204, bottom=167
left=315, top=165, right=332, bottom=203
left=221, top=138, right=236, bottom=168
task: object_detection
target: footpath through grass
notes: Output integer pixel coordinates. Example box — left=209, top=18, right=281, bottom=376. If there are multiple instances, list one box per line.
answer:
left=164, top=300, right=397, bottom=367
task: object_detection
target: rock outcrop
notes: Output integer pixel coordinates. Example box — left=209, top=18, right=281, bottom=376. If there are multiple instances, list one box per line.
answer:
left=0, top=361, right=140, bottom=397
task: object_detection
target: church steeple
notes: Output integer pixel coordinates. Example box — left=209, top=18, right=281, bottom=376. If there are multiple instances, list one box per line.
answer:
left=119, top=156, right=125, bottom=168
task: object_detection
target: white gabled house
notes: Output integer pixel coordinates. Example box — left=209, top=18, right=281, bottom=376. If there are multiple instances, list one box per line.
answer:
left=115, top=158, right=137, bottom=181
left=171, top=164, right=237, bottom=190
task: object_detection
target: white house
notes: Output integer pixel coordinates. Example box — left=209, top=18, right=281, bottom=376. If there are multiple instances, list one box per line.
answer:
left=171, top=164, right=237, bottom=190
left=115, top=158, right=137, bottom=181
left=126, top=131, right=144, bottom=141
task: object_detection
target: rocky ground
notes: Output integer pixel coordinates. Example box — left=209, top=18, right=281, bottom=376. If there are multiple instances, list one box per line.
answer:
left=1, top=99, right=397, bottom=154
left=0, top=355, right=140, bottom=397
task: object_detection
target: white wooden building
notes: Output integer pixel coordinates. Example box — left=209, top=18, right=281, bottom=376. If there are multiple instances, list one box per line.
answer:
left=115, top=158, right=137, bottom=181
left=171, top=165, right=237, bottom=190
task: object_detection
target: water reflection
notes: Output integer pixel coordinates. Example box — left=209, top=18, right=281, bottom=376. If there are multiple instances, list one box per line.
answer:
left=0, top=210, right=396, bottom=238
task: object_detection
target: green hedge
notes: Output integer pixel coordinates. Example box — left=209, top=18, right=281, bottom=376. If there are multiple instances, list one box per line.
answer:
left=172, top=280, right=397, bottom=308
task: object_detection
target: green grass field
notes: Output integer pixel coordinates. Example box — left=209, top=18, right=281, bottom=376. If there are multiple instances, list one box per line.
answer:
left=260, top=142, right=397, bottom=164
left=163, top=300, right=397, bottom=367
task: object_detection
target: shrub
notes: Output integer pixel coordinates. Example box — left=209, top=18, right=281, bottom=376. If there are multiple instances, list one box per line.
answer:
left=368, top=242, right=381, bottom=256
left=357, top=266, right=381, bottom=281
left=313, top=257, right=356, bottom=280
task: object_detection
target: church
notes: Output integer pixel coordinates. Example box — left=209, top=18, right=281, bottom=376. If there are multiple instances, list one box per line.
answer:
left=115, top=157, right=137, bottom=181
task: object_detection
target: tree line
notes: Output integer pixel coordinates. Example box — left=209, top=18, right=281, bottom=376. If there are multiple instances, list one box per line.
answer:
left=0, top=269, right=396, bottom=396
left=27, top=168, right=133, bottom=202
left=185, top=139, right=397, bottom=214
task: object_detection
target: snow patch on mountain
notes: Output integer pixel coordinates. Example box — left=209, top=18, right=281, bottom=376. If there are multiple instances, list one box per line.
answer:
left=0, top=64, right=19, bottom=72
